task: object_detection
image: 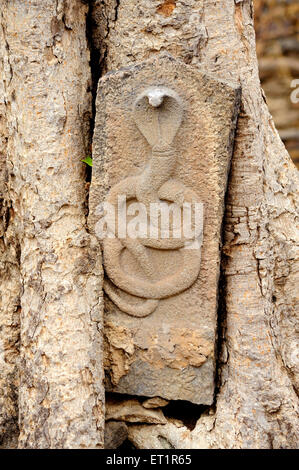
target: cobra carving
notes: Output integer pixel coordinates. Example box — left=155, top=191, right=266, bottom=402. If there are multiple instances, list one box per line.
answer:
left=102, top=87, right=203, bottom=317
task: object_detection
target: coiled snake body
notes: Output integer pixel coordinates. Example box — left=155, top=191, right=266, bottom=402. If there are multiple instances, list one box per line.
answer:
left=102, top=87, right=202, bottom=317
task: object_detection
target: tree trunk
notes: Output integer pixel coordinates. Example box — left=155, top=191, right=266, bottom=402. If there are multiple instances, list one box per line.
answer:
left=0, top=0, right=104, bottom=448
left=0, top=0, right=298, bottom=449
left=0, top=18, right=20, bottom=448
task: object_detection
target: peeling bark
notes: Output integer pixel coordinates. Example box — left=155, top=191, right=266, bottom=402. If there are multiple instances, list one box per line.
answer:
left=0, top=18, right=20, bottom=449
left=1, top=0, right=104, bottom=448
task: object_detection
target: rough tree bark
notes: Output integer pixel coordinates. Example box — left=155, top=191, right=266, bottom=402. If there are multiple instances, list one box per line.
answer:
left=0, top=18, right=20, bottom=449
left=0, top=0, right=298, bottom=449
left=0, top=0, right=104, bottom=448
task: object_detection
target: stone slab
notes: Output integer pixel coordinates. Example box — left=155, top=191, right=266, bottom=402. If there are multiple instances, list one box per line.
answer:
left=89, top=54, right=240, bottom=405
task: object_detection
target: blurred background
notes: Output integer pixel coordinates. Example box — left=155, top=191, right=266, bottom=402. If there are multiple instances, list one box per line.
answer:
left=255, top=0, right=299, bottom=168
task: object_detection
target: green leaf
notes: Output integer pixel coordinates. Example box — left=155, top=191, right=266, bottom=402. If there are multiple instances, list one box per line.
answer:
left=81, top=156, right=93, bottom=167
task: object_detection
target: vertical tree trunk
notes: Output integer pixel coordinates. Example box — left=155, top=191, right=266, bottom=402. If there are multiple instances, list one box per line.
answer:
left=0, top=20, right=20, bottom=448
left=1, top=0, right=104, bottom=448
left=0, top=0, right=298, bottom=449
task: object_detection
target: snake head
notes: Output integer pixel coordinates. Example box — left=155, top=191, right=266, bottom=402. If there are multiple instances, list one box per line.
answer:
left=134, top=86, right=183, bottom=148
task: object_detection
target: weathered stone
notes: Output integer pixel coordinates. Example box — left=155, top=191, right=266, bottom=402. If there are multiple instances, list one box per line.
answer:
left=127, top=422, right=192, bottom=450
left=106, top=396, right=167, bottom=424
left=127, top=414, right=216, bottom=449
left=89, top=54, right=240, bottom=405
left=142, top=397, right=169, bottom=409
left=104, top=421, right=128, bottom=449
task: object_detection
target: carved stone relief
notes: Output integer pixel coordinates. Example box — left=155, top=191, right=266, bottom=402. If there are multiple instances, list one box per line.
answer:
left=102, top=85, right=203, bottom=318
left=89, top=54, right=240, bottom=404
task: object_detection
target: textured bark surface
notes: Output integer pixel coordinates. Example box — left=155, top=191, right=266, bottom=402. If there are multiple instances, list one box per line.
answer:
left=1, top=0, right=104, bottom=448
left=0, top=19, right=20, bottom=449
left=90, top=0, right=299, bottom=448
left=0, top=0, right=297, bottom=449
